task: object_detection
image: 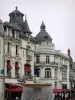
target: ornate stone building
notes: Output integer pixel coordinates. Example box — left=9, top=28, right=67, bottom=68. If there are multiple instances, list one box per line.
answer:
left=34, top=21, right=70, bottom=89
left=0, top=20, right=5, bottom=100
left=3, top=7, right=35, bottom=83
left=0, top=7, right=74, bottom=99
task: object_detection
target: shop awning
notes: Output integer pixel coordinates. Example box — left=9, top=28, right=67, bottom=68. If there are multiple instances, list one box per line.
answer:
left=7, top=63, right=12, bottom=69
left=15, top=62, right=20, bottom=69
left=24, top=63, right=31, bottom=72
left=53, top=89, right=63, bottom=93
left=5, top=88, right=22, bottom=92
left=6, top=83, right=22, bottom=87
left=52, top=89, right=70, bottom=93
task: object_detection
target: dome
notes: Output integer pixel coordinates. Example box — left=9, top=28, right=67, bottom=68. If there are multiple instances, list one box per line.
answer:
left=9, top=6, right=24, bottom=16
left=40, top=21, right=46, bottom=30
left=35, top=21, right=52, bottom=43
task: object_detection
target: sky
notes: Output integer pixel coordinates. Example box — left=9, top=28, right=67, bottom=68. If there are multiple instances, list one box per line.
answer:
left=0, top=0, right=75, bottom=61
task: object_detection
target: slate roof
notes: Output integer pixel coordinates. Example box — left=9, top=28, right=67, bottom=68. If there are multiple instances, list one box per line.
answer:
left=23, top=19, right=32, bottom=34
left=9, top=7, right=24, bottom=16
left=35, top=21, right=52, bottom=43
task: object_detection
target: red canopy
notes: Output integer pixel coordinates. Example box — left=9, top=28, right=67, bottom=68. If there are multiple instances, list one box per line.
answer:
left=5, top=88, right=22, bottom=92
left=53, top=89, right=63, bottom=93
left=7, top=63, right=12, bottom=69
left=52, top=89, right=70, bottom=93
left=15, top=63, right=20, bottom=69
left=6, top=83, right=22, bottom=87
left=24, top=64, right=31, bottom=72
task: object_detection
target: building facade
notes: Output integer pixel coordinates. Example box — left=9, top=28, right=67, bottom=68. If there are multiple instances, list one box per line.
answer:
left=0, top=7, right=74, bottom=98
left=3, top=7, right=35, bottom=84
left=0, top=20, right=5, bottom=100
left=34, top=22, right=70, bottom=89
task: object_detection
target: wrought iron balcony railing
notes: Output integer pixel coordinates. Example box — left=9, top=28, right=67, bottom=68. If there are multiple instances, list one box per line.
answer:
left=35, top=61, right=58, bottom=66
left=26, top=54, right=32, bottom=61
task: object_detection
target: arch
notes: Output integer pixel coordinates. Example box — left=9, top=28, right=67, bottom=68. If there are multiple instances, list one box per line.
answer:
left=45, top=68, right=51, bottom=78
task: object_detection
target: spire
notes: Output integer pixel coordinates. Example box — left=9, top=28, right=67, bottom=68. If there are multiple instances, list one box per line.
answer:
left=40, top=21, right=46, bottom=31
left=15, top=6, right=18, bottom=10
left=23, top=14, right=32, bottom=34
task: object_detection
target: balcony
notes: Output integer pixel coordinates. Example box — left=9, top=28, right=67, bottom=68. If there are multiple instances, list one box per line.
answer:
left=16, top=53, right=19, bottom=58
left=27, top=45, right=31, bottom=50
left=54, top=76, right=58, bottom=80
left=26, top=54, right=32, bottom=61
left=62, top=77, right=67, bottom=81
left=6, top=52, right=11, bottom=57
left=35, top=61, right=58, bottom=66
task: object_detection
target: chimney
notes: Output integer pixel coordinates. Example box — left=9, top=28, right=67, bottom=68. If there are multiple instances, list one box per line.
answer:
left=68, top=48, right=70, bottom=56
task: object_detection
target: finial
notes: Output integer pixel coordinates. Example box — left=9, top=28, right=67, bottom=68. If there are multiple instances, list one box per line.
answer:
left=40, top=20, right=46, bottom=30
left=25, top=14, right=27, bottom=20
left=42, top=20, right=44, bottom=24
left=15, top=6, right=18, bottom=10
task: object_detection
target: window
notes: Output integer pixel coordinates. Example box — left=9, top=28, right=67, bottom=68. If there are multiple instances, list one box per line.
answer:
left=16, top=45, right=18, bottom=55
left=23, top=50, right=24, bottom=57
left=12, top=30, right=15, bottom=38
left=7, top=60, right=11, bottom=77
left=15, top=62, right=19, bottom=78
left=54, top=68, right=57, bottom=79
left=54, top=82, right=57, bottom=88
left=16, top=31, right=19, bottom=39
left=8, top=42, right=10, bottom=53
left=4, top=26, right=6, bottom=32
left=37, top=68, right=40, bottom=77
left=36, top=56, right=40, bottom=63
left=45, top=68, right=51, bottom=78
left=8, top=28, right=10, bottom=36
left=62, top=84, right=67, bottom=89
left=62, top=70, right=67, bottom=80
left=46, top=56, right=49, bottom=63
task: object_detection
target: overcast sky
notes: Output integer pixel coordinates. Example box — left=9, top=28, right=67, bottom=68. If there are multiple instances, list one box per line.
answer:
left=0, top=0, right=75, bottom=61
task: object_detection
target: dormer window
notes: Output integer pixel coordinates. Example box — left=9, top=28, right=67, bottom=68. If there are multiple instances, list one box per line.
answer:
left=46, top=56, right=49, bottom=63
left=16, top=45, right=19, bottom=55
left=4, top=26, right=6, bottom=32
left=12, top=30, right=15, bottom=38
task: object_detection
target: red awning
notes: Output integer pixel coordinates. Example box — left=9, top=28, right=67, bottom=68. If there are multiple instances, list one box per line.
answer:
left=15, top=63, right=20, bottom=69
left=5, top=88, right=22, bottom=92
left=24, top=64, right=31, bottom=72
left=6, top=83, right=22, bottom=87
left=52, top=89, right=63, bottom=93
left=7, top=63, right=12, bottom=69
left=52, top=89, right=70, bottom=93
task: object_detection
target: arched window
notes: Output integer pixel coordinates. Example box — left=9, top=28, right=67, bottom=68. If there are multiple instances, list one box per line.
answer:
left=45, top=68, right=51, bottom=78
left=37, top=68, right=40, bottom=77
left=15, top=62, right=19, bottom=78
left=7, top=60, right=12, bottom=77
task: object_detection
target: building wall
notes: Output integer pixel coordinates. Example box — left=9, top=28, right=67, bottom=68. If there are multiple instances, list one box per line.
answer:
left=35, top=41, right=70, bottom=89
left=4, top=27, right=35, bottom=83
left=0, top=20, right=5, bottom=100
